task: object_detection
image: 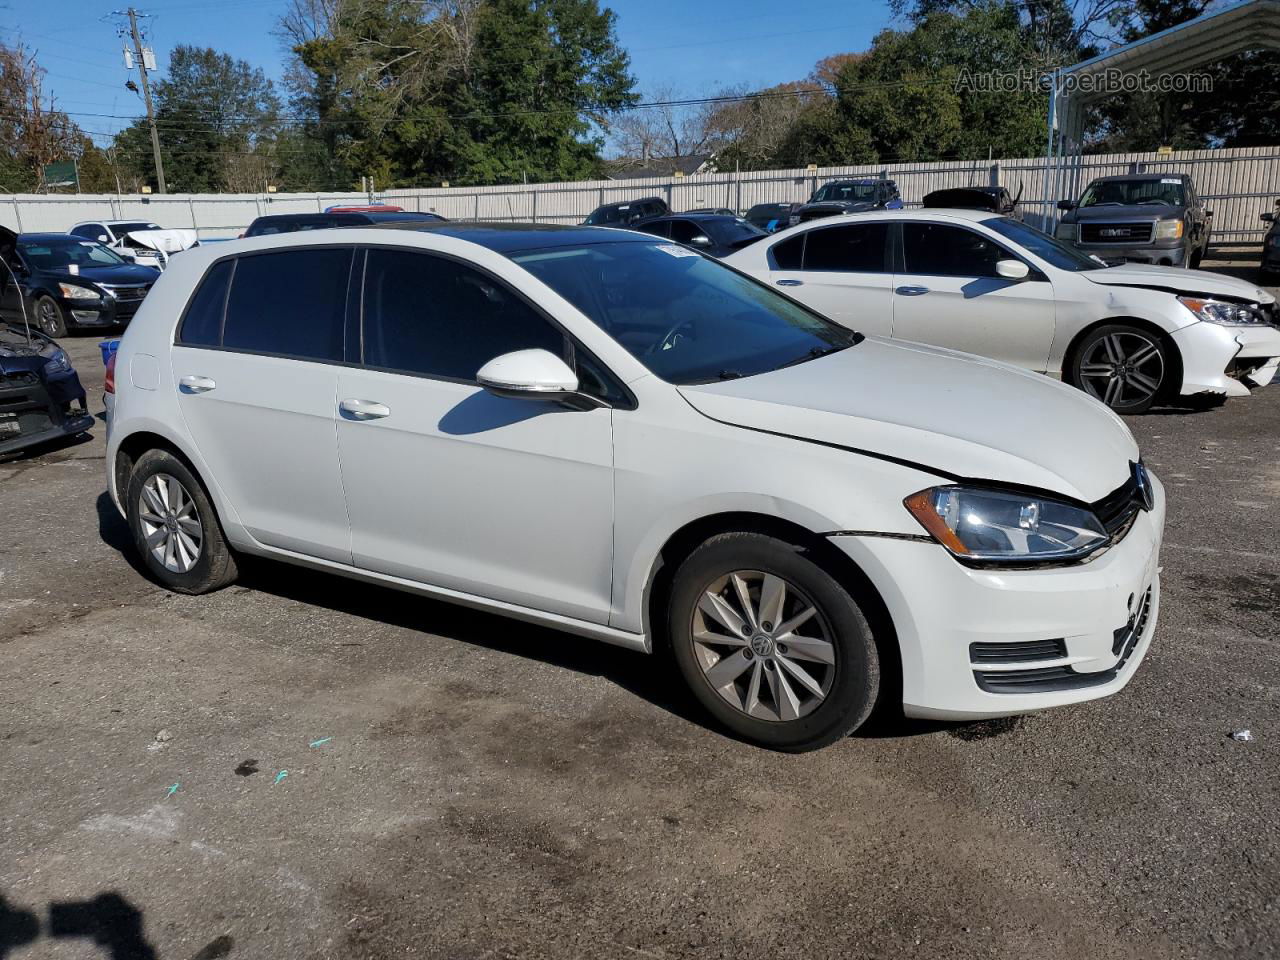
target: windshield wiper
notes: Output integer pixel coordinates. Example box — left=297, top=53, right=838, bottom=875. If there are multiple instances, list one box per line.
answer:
left=776, top=344, right=849, bottom=370
left=716, top=369, right=743, bottom=380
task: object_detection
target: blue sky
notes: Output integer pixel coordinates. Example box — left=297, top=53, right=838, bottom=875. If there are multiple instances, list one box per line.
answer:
left=3, top=0, right=895, bottom=145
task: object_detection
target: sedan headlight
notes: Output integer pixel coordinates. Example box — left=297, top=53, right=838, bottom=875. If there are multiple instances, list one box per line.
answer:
left=58, top=282, right=100, bottom=300
left=1154, top=219, right=1184, bottom=240
left=1055, top=222, right=1077, bottom=241
left=42, top=349, right=71, bottom=376
left=1178, top=296, right=1270, bottom=325
left=904, top=486, right=1109, bottom=564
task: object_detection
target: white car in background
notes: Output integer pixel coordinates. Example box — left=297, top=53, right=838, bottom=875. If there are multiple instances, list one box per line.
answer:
left=724, top=209, right=1280, bottom=414
left=108, top=224, right=1164, bottom=751
left=68, top=220, right=199, bottom=271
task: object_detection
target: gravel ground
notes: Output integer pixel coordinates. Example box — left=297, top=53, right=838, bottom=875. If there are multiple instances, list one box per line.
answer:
left=2, top=260, right=1277, bottom=960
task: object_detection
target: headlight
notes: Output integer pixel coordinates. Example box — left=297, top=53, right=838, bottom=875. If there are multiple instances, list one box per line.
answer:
left=1154, top=219, right=1184, bottom=240
left=1269, top=234, right=1280, bottom=248
left=58, top=282, right=99, bottom=300
left=1178, top=296, right=1269, bottom=325
left=42, top=349, right=71, bottom=376
left=1055, top=222, right=1077, bottom=241
left=904, top=486, right=1109, bottom=564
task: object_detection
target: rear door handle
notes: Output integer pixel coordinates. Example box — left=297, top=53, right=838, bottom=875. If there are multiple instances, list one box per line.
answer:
left=178, top=375, right=216, bottom=394
left=339, top=398, right=391, bottom=420
left=775, top=278, right=804, bottom=287
left=895, top=285, right=930, bottom=296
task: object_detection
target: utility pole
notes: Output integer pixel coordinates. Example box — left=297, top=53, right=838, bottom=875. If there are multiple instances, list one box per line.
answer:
left=125, top=8, right=166, bottom=193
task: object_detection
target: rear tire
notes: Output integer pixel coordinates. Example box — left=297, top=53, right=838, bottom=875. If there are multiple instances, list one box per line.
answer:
left=668, top=532, right=880, bottom=752
left=126, top=449, right=237, bottom=594
left=35, top=295, right=68, bottom=338
left=1069, top=323, right=1171, bottom=415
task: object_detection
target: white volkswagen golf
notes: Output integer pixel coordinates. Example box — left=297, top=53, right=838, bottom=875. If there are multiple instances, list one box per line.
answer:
left=107, top=224, right=1165, bottom=751
left=724, top=209, right=1280, bottom=414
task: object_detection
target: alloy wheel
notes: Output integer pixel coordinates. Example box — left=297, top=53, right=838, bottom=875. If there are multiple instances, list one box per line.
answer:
left=38, top=299, right=60, bottom=336
left=1079, top=331, right=1164, bottom=409
left=691, top=570, right=837, bottom=722
left=138, top=473, right=203, bottom=574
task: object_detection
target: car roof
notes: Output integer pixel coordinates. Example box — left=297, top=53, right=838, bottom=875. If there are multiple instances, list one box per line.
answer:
left=822, top=178, right=892, bottom=185
left=782, top=208, right=1003, bottom=227
left=19, top=232, right=93, bottom=242
left=643, top=213, right=743, bottom=223
left=1092, top=173, right=1189, bottom=183
left=370, top=220, right=653, bottom=253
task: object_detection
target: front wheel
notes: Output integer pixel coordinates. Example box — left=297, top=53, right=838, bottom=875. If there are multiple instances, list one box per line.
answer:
left=668, top=533, right=880, bottom=752
left=35, top=295, right=68, bottom=338
left=1070, top=324, right=1171, bottom=414
left=126, top=449, right=238, bottom=594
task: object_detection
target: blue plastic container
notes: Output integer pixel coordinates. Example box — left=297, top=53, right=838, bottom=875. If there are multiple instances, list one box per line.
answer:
left=99, top=339, right=121, bottom=366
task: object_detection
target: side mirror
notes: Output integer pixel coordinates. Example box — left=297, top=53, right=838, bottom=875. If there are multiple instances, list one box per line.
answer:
left=477, top=349, right=581, bottom=403
left=1260, top=213, right=1275, bottom=223
left=1056, top=200, right=1075, bottom=211
left=97, top=234, right=110, bottom=243
left=995, top=259, right=1030, bottom=281
left=689, top=234, right=712, bottom=247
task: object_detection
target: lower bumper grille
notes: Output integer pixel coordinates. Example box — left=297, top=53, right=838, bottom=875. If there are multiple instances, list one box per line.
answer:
left=969, top=639, right=1067, bottom=664
left=974, top=588, right=1153, bottom=694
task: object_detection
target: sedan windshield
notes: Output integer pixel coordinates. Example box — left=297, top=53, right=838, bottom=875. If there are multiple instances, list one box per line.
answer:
left=985, top=217, right=1105, bottom=272
left=114, top=221, right=161, bottom=234
left=511, top=240, right=857, bottom=385
left=812, top=182, right=878, bottom=203
left=1078, top=180, right=1185, bottom=207
left=21, top=237, right=128, bottom=269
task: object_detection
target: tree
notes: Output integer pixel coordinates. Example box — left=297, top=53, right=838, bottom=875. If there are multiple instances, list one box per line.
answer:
left=609, top=84, right=727, bottom=167
left=0, top=42, right=79, bottom=191
left=113, top=46, right=281, bottom=192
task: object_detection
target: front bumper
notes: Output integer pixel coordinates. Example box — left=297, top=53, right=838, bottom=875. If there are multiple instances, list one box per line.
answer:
left=1072, top=242, right=1190, bottom=267
left=0, top=369, right=93, bottom=455
left=1171, top=321, right=1280, bottom=397
left=62, top=290, right=149, bottom=328
left=833, top=474, right=1165, bottom=720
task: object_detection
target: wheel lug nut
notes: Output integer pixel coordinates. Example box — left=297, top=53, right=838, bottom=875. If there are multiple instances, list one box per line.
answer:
left=761, top=621, right=772, bottom=631
left=764, top=660, right=775, bottom=670
left=743, top=648, right=753, bottom=660
left=777, top=644, right=787, bottom=654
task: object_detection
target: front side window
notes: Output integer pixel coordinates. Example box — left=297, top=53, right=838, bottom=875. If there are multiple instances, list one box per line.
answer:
left=222, top=247, right=351, bottom=361
left=668, top=220, right=710, bottom=246
left=361, top=248, right=565, bottom=381
left=901, top=223, right=1018, bottom=279
left=802, top=223, right=889, bottom=272
left=637, top=220, right=671, bottom=239
left=985, top=217, right=1103, bottom=272
left=512, top=240, right=857, bottom=385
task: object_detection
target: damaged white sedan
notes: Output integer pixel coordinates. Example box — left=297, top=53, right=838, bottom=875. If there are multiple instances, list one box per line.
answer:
left=69, top=220, right=199, bottom=272
left=725, top=209, right=1280, bottom=413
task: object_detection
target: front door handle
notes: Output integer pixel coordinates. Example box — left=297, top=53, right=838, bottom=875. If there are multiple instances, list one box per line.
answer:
left=775, top=278, right=804, bottom=287
left=895, top=285, right=931, bottom=296
left=340, top=398, right=391, bottom=420
left=178, top=375, right=216, bottom=394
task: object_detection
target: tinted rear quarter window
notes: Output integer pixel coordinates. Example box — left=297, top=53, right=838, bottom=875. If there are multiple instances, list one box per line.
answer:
left=771, top=234, right=805, bottom=270
left=222, top=248, right=352, bottom=361
left=362, top=248, right=565, bottom=381
left=177, top=259, right=234, bottom=346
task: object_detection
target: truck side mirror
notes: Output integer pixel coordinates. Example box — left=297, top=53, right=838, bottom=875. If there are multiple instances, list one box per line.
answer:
left=1057, top=200, right=1075, bottom=211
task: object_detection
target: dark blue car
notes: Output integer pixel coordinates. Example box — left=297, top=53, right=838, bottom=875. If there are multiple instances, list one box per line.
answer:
left=0, top=227, right=159, bottom=337
left=0, top=320, right=93, bottom=457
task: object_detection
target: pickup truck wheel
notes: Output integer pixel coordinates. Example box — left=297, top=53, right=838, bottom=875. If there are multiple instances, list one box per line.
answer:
left=1070, top=324, right=1169, bottom=415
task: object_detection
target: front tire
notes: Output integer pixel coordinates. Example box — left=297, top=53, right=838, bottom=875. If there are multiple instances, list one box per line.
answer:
left=35, top=295, right=68, bottom=338
left=126, top=449, right=237, bottom=594
left=668, top=533, right=880, bottom=752
left=1070, top=324, right=1171, bottom=414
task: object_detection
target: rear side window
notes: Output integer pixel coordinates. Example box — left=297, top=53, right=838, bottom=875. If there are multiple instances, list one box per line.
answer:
left=222, top=248, right=352, bottom=361
left=361, top=248, right=565, bottom=381
left=803, top=223, right=889, bottom=272
left=177, top=259, right=234, bottom=346
left=771, top=234, right=805, bottom=270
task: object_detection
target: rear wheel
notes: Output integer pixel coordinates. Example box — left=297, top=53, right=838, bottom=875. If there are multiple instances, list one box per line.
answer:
left=126, top=449, right=237, bottom=594
left=668, top=533, right=880, bottom=752
left=35, top=295, right=67, bottom=338
left=1070, top=324, right=1171, bottom=414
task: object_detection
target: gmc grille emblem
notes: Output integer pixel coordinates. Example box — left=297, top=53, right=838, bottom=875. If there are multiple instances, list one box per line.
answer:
left=1100, top=228, right=1125, bottom=237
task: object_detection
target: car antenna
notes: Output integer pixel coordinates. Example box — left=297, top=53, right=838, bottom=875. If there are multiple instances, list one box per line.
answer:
left=0, top=255, right=33, bottom=346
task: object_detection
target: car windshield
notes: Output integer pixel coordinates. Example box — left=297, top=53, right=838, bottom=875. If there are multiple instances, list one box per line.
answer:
left=985, top=217, right=1105, bottom=272
left=812, top=182, right=878, bottom=203
left=1078, top=180, right=1185, bottom=207
left=511, top=240, right=858, bottom=385
left=114, top=221, right=161, bottom=234
left=21, top=237, right=128, bottom=269
left=704, top=219, right=766, bottom=247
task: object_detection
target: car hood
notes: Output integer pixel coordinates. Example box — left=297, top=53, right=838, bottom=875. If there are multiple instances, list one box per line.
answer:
left=45, top=262, right=160, bottom=286
left=0, top=322, right=58, bottom=374
left=801, top=200, right=878, bottom=213
left=125, top=228, right=198, bottom=253
left=1068, top=204, right=1182, bottom=222
left=677, top=338, right=1138, bottom=503
left=1085, top=263, right=1275, bottom=303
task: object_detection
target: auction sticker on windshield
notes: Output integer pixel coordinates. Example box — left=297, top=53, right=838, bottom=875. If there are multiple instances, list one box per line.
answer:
left=657, top=244, right=700, bottom=258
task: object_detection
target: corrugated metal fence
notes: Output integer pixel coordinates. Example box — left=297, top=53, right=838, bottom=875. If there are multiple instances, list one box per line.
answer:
left=4, top=145, right=1279, bottom=242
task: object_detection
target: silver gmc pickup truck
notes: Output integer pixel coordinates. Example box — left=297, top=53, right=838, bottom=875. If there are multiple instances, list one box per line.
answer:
left=1055, top=173, right=1212, bottom=268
